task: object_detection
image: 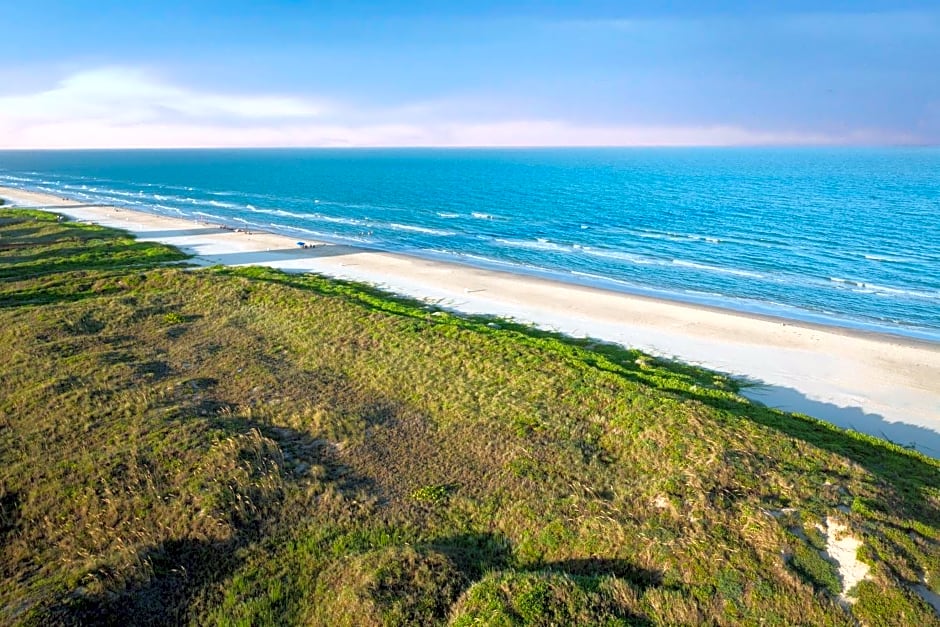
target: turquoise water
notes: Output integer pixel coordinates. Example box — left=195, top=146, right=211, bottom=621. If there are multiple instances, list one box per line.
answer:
left=1, top=148, right=938, bottom=341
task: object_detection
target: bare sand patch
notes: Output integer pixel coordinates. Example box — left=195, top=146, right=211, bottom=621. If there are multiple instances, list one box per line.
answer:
left=823, top=517, right=870, bottom=603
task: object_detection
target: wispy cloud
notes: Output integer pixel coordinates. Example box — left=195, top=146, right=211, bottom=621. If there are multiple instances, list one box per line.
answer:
left=0, top=67, right=919, bottom=148
left=0, top=67, right=328, bottom=126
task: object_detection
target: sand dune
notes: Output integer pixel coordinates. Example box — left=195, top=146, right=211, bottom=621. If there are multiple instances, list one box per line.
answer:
left=3, top=185, right=939, bottom=457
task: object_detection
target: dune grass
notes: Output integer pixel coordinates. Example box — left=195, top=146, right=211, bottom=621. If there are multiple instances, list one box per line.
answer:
left=0, top=208, right=938, bottom=625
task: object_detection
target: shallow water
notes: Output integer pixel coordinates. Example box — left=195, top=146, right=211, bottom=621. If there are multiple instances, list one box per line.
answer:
left=1, top=147, right=938, bottom=340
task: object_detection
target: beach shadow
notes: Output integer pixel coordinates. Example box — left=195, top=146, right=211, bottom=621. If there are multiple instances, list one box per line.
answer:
left=742, top=384, right=940, bottom=457
left=11, top=203, right=111, bottom=210
left=136, top=227, right=227, bottom=239
left=201, top=244, right=356, bottom=266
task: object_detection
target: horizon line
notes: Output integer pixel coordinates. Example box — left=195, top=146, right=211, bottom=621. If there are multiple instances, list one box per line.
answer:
left=0, top=143, right=937, bottom=151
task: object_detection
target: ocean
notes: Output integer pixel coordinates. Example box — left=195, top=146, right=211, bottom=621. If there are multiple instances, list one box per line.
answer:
left=1, top=148, right=938, bottom=341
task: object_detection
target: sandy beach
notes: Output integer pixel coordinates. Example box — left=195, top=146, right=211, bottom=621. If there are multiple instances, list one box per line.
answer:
left=3, top=184, right=939, bottom=457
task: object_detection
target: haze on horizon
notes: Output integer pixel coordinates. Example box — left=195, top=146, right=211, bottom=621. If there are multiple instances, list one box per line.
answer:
left=1, top=0, right=938, bottom=149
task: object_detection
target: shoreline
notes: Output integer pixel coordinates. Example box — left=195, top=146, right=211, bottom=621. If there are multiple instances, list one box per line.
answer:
left=3, top=184, right=940, bottom=457
left=5, top=184, right=937, bottom=346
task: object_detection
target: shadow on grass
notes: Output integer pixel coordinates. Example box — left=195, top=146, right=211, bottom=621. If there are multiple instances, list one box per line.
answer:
left=0, top=241, right=185, bottom=270
left=0, top=226, right=46, bottom=241
left=0, top=287, right=118, bottom=309
left=0, top=224, right=118, bottom=246
left=0, top=263, right=188, bottom=304
left=0, top=269, right=130, bottom=309
left=0, top=490, right=20, bottom=547
left=427, top=534, right=660, bottom=625
left=44, top=417, right=375, bottom=625
left=50, top=536, right=237, bottom=627
left=0, top=266, right=185, bottom=310
left=429, top=533, right=663, bottom=586
left=0, top=244, right=104, bottom=266
left=430, top=531, right=513, bottom=580
left=540, top=557, right=663, bottom=587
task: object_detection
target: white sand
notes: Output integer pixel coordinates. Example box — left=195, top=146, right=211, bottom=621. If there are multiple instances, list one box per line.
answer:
left=822, top=517, right=869, bottom=603
left=3, top=186, right=940, bottom=457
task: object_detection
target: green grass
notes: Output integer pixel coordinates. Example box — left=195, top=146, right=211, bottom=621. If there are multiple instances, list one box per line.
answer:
left=0, top=208, right=938, bottom=625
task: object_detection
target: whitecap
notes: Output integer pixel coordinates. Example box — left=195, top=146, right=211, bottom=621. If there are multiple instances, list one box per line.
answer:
left=672, top=259, right=763, bottom=278
left=494, top=238, right=569, bottom=252
left=863, top=254, right=911, bottom=263
left=193, top=211, right=224, bottom=221
left=581, top=248, right=658, bottom=265
left=310, top=212, right=366, bottom=226
left=388, top=223, right=456, bottom=236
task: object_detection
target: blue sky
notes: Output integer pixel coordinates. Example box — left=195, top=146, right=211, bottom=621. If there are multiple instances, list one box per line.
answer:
left=1, top=1, right=938, bottom=147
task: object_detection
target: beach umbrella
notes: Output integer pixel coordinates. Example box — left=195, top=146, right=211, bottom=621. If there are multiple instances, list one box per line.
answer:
left=296, top=241, right=305, bottom=247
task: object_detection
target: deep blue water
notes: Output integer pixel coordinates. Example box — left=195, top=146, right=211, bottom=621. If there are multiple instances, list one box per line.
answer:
left=1, top=148, right=938, bottom=341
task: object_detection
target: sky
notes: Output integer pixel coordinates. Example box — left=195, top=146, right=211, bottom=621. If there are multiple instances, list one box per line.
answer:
left=1, top=1, right=938, bottom=148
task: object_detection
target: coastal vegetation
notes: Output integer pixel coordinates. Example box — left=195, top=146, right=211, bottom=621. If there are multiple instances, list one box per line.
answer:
left=1, top=208, right=938, bottom=625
